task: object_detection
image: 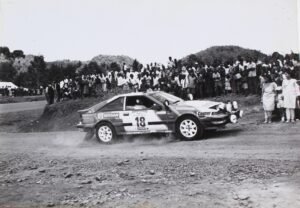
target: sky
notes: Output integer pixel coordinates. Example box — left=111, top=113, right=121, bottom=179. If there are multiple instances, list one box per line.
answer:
left=0, top=0, right=299, bottom=64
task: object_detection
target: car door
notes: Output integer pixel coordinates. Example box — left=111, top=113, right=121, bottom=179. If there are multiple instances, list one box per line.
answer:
left=121, top=95, right=172, bottom=133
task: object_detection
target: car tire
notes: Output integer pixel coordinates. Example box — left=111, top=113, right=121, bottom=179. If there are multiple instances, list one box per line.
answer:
left=95, top=122, right=116, bottom=144
left=175, top=116, right=204, bottom=140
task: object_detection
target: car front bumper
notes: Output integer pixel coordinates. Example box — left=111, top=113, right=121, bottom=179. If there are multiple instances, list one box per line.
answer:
left=76, top=122, right=95, bottom=131
left=201, top=110, right=242, bottom=127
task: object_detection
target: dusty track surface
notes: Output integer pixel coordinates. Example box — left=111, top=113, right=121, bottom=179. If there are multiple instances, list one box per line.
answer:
left=1, top=122, right=300, bottom=208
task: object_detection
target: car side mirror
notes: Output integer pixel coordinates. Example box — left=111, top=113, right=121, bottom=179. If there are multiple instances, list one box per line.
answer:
left=164, top=100, right=170, bottom=109
left=152, top=104, right=162, bottom=111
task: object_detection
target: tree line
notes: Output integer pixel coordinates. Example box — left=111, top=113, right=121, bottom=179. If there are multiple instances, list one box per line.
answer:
left=0, top=46, right=141, bottom=89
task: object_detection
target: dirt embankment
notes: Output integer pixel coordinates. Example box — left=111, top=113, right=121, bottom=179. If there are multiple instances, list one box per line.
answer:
left=20, top=91, right=125, bottom=132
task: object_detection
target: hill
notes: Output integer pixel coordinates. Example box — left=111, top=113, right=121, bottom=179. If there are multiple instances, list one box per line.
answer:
left=0, top=46, right=138, bottom=88
left=182, top=46, right=267, bottom=65
left=91, top=54, right=135, bottom=67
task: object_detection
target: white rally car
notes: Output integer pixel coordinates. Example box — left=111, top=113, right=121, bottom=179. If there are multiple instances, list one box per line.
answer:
left=77, top=91, right=243, bottom=143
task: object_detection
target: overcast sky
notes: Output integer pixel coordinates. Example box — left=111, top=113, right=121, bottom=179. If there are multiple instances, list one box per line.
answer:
left=0, top=0, right=299, bottom=64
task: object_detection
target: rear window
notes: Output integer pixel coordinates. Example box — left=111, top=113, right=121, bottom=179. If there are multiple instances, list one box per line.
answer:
left=100, top=97, right=124, bottom=112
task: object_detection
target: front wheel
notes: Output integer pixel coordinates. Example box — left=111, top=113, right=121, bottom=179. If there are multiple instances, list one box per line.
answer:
left=176, top=116, right=204, bottom=140
left=96, top=122, right=116, bottom=143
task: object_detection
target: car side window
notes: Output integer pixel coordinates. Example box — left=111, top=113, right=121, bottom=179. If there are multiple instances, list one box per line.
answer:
left=125, top=96, right=160, bottom=110
left=100, top=97, right=124, bottom=112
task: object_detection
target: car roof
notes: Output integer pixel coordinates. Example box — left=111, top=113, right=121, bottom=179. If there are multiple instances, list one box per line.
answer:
left=118, top=92, right=146, bottom=97
left=107, top=91, right=168, bottom=103
left=113, top=91, right=160, bottom=98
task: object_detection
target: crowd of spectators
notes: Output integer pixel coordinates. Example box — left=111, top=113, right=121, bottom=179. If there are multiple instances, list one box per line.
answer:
left=45, top=55, right=300, bottom=105
left=0, top=86, right=43, bottom=97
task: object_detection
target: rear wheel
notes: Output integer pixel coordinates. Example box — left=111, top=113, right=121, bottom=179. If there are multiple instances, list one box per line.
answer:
left=176, top=116, right=203, bottom=140
left=96, top=122, right=116, bottom=143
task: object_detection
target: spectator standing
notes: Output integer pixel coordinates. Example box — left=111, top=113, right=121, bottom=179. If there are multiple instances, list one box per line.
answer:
left=167, top=57, right=175, bottom=69
left=224, top=75, right=232, bottom=94
left=82, top=77, right=89, bottom=97
left=101, top=74, right=107, bottom=93
left=262, top=76, right=277, bottom=123
left=48, top=84, right=55, bottom=105
left=282, top=72, right=299, bottom=122
left=187, top=72, right=196, bottom=96
left=212, top=68, right=222, bottom=96
left=275, top=86, right=285, bottom=122
left=55, top=82, right=61, bottom=102
left=248, top=60, right=257, bottom=94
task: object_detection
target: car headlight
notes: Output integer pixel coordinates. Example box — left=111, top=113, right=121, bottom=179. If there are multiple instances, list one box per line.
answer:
left=218, top=103, right=226, bottom=110
left=239, top=110, right=244, bottom=118
left=226, top=103, right=232, bottom=112
left=232, top=101, right=238, bottom=110
left=230, top=114, right=238, bottom=123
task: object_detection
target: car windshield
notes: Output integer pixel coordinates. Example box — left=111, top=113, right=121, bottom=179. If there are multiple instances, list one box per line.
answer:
left=148, top=91, right=183, bottom=104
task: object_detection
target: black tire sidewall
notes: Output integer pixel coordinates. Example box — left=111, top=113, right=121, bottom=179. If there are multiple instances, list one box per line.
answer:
left=95, top=122, right=116, bottom=143
left=176, top=116, right=203, bottom=140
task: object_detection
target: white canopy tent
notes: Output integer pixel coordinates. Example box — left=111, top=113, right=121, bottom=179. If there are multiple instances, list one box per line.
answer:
left=0, top=81, right=18, bottom=89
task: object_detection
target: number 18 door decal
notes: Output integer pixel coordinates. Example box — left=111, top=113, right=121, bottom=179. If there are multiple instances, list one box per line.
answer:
left=132, top=111, right=148, bottom=131
left=121, top=110, right=169, bottom=133
left=135, top=116, right=146, bottom=129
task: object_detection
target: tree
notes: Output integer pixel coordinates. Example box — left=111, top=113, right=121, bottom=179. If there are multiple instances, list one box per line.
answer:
left=88, top=61, right=99, bottom=74
left=47, top=64, right=63, bottom=83
left=186, top=54, right=199, bottom=66
left=0, top=47, right=11, bottom=58
left=110, top=62, right=121, bottom=72
left=12, top=50, right=25, bottom=58
left=132, top=59, right=141, bottom=71
left=14, top=72, right=32, bottom=88
left=62, top=64, right=77, bottom=79
left=0, top=62, right=17, bottom=82
left=29, top=55, right=46, bottom=87
left=98, top=63, right=108, bottom=74
left=271, top=52, right=284, bottom=61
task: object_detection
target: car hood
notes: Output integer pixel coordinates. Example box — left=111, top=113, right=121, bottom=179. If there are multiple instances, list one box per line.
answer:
left=171, top=100, right=222, bottom=112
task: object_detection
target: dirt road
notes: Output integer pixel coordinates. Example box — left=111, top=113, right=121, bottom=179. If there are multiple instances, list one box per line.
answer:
left=1, top=122, right=300, bottom=208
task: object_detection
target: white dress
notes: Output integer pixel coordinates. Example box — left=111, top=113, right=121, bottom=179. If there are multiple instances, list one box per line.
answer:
left=262, top=82, right=277, bottom=111
left=282, top=79, right=298, bottom=109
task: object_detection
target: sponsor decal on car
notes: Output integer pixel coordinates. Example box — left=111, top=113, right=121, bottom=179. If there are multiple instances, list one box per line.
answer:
left=103, top=112, right=119, bottom=119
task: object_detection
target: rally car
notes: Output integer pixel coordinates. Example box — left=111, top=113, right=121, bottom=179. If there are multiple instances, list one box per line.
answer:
left=76, top=91, right=243, bottom=143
